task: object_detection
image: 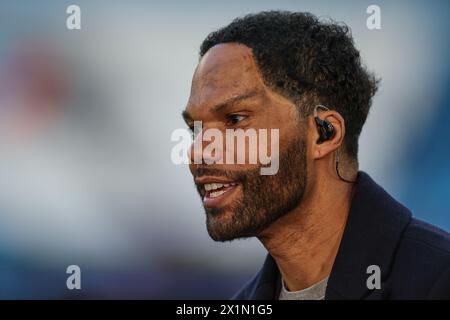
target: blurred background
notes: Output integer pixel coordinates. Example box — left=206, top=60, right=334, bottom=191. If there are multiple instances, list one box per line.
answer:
left=0, top=0, right=449, bottom=299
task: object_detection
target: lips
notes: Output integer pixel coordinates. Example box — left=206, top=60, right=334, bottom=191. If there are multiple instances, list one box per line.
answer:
left=195, top=177, right=240, bottom=208
left=204, top=182, right=237, bottom=197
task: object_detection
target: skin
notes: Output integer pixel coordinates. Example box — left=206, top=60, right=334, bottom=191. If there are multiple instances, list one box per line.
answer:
left=183, top=43, right=357, bottom=291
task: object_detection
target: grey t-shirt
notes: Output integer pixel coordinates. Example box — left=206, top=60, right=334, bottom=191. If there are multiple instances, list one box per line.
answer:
left=278, top=277, right=329, bottom=300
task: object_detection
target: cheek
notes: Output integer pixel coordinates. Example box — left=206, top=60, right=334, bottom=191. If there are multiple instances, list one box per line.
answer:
left=221, top=134, right=279, bottom=168
left=243, top=111, right=300, bottom=166
left=265, top=121, right=301, bottom=153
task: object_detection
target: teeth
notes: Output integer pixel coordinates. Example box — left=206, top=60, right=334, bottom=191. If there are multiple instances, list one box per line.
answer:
left=209, top=190, right=226, bottom=198
left=204, top=182, right=236, bottom=192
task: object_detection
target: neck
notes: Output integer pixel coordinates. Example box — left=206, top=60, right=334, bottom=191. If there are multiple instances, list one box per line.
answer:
left=258, top=173, right=355, bottom=291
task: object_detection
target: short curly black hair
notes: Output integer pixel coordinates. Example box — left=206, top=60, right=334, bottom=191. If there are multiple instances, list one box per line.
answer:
left=200, top=11, right=379, bottom=160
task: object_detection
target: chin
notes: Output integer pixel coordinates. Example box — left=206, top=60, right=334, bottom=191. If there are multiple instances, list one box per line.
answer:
left=205, top=209, right=237, bottom=241
left=205, top=209, right=264, bottom=242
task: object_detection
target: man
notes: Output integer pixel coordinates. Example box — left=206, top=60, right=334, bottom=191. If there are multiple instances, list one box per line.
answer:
left=182, top=11, right=450, bottom=299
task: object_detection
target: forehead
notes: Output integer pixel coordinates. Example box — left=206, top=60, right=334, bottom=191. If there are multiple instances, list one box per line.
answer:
left=188, top=43, right=266, bottom=110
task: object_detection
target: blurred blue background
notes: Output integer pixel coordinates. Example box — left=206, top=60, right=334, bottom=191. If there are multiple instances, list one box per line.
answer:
left=0, top=0, right=449, bottom=299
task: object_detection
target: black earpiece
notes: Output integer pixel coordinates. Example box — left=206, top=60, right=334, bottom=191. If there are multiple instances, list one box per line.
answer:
left=312, top=105, right=357, bottom=184
left=313, top=105, right=335, bottom=143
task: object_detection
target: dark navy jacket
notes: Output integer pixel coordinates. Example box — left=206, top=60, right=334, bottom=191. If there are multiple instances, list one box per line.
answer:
left=232, top=171, right=450, bottom=300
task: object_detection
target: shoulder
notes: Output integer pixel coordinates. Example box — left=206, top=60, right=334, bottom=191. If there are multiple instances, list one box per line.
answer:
left=400, top=218, right=450, bottom=259
left=391, top=218, right=450, bottom=299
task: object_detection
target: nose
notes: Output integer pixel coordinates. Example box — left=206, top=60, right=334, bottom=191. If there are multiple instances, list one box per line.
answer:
left=188, top=129, right=204, bottom=164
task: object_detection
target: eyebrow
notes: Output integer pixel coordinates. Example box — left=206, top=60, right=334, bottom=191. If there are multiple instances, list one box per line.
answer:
left=210, top=90, right=259, bottom=114
left=182, top=90, right=259, bottom=122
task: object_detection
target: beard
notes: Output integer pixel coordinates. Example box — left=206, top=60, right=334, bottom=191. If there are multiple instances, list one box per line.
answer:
left=194, top=133, right=308, bottom=242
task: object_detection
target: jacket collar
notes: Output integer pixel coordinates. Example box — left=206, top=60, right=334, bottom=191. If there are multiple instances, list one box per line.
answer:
left=249, top=171, right=412, bottom=300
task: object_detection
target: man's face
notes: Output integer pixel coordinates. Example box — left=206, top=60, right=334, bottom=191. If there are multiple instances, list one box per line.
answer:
left=183, top=43, right=310, bottom=241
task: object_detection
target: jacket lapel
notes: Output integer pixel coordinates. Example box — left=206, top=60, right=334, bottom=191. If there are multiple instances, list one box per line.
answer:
left=249, top=254, right=282, bottom=299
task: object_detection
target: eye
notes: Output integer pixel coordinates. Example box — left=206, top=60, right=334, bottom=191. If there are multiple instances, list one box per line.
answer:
left=226, top=114, right=247, bottom=126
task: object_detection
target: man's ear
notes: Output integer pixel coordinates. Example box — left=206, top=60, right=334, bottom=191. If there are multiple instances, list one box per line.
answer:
left=309, top=111, right=345, bottom=160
